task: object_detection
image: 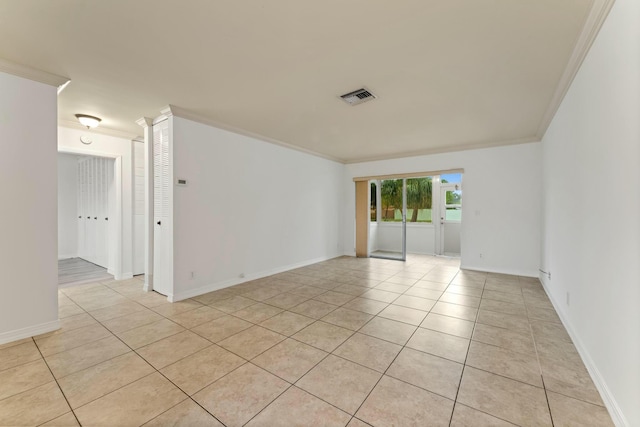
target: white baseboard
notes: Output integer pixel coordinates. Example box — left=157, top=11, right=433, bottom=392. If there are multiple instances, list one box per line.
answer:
left=460, top=264, right=538, bottom=278
left=143, top=274, right=153, bottom=292
left=58, top=254, right=77, bottom=260
left=115, top=272, right=133, bottom=281
left=0, top=320, right=60, bottom=345
left=170, top=254, right=342, bottom=302
left=540, top=278, right=628, bottom=427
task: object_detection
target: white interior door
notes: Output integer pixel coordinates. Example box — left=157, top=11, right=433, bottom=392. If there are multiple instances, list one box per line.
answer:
left=439, top=184, right=462, bottom=256
left=77, top=159, right=86, bottom=260
left=87, top=159, right=96, bottom=263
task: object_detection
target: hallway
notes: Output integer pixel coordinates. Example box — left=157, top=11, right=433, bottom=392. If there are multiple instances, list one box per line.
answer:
left=58, top=258, right=113, bottom=288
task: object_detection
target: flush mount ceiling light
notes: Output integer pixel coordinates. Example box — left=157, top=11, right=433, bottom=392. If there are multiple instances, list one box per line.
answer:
left=75, top=114, right=102, bottom=129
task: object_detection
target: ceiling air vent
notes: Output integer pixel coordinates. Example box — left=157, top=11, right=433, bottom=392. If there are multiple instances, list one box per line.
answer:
left=340, top=88, right=376, bottom=106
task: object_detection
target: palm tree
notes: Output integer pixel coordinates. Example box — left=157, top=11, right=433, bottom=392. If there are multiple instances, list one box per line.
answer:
left=380, top=179, right=402, bottom=220
left=406, top=177, right=432, bottom=222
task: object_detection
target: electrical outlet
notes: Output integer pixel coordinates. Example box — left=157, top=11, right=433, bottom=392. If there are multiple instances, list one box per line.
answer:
left=566, top=292, right=570, bottom=306
left=239, top=273, right=245, bottom=278
left=190, top=271, right=195, bottom=280
left=479, top=253, right=483, bottom=258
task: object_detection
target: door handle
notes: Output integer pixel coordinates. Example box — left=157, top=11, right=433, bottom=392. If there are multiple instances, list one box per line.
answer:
left=157, top=221, right=161, bottom=226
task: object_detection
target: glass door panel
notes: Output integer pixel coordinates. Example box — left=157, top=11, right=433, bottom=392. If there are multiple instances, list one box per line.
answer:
left=371, top=178, right=406, bottom=260
left=440, top=184, right=462, bottom=256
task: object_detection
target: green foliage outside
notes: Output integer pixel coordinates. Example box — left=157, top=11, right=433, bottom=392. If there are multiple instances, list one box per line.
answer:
left=446, top=190, right=462, bottom=204
left=380, top=177, right=433, bottom=222
left=371, top=178, right=461, bottom=222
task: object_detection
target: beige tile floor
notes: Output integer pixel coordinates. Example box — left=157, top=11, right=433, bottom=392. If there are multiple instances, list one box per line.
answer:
left=0, top=255, right=615, bottom=426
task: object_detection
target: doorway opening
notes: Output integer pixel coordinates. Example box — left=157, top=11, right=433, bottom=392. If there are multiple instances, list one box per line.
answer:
left=439, top=173, right=462, bottom=256
left=57, top=150, right=122, bottom=286
left=357, top=171, right=462, bottom=261
left=370, top=178, right=407, bottom=260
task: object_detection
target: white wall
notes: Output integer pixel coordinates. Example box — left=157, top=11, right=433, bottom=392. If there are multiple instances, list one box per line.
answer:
left=57, top=153, right=78, bottom=259
left=344, top=142, right=542, bottom=276
left=0, top=72, right=59, bottom=343
left=132, top=140, right=145, bottom=275
left=170, top=116, right=344, bottom=300
left=372, top=223, right=436, bottom=255
left=58, top=127, right=134, bottom=279
left=540, top=0, right=639, bottom=425
left=369, top=222, right=378, bottom=253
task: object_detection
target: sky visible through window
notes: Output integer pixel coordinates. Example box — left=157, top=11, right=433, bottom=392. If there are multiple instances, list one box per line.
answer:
left=440, top=173, right=461, bottom=183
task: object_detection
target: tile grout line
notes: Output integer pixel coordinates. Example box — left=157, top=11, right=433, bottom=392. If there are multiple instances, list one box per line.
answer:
left=30, top=337, right=83, bottom=427
left=44, top=258, right=596, bottom=426
left=527, top=294, right=556, bottom=427
left=445, top=273, right=539, bottom=426
left=124, top=285, right=364, bottom=425
left=265, top=264, right=522, bottom=423
left=446, top=270, right=484, bottom=426
left=341, top=267, right=466, bottom=423
left=56, top=290, right=214, bottom=423
left=79, top=306, right=230, bottom=427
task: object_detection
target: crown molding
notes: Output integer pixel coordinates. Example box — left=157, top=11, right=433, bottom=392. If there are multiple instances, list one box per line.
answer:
left=159, top=105, right=174, bottom=117
left=135, top=117, right=153, bottom=128
left=536, top=0, right=616, bottom=140
left=158, top=104, right=538, bottom=165
left=0, top=57, right=69, bottom=88
left=343, top=136, right=540, bottom=164
left=160, top=104, right=343, bottom=164
left=59, top=119, right=141, bottom=141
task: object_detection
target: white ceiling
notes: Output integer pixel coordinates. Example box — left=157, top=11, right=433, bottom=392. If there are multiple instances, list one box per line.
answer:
left=0, top=0, right=603, bottom=163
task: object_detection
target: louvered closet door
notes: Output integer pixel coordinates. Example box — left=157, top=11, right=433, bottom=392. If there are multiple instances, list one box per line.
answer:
left=77, top=157, right=111, bottom=269
left=153, top=120, right=171, bottom=295
left=77, top=159, right=87, bottom=260
left=87, top=159, right=96, bottom=264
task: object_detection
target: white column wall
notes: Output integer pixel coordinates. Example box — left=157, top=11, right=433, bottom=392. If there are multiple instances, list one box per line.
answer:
left=0, top=72, right=59, bottom=343
left=170, top=116, right=344, bottom=301
left=540, top=0, right=640, bottom=424
left=344, top=142, right=542, bottom=276
left=132, top=140, right=145, bottom=275
left=57, top=153, right=78, bottom=259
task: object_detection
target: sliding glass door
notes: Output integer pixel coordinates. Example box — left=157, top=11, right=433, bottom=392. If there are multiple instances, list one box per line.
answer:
left=370, top=178, right=406, bottom=261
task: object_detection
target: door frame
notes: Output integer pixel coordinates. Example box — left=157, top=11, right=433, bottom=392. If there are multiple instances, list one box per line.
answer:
left=354, top=169, right=463, bottom=260
left=369, top=178, right=407, bottom=261
left=438, top=182, right=462, bottom=256
left=58, top=147, right=125, bottom=280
